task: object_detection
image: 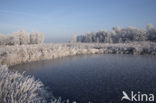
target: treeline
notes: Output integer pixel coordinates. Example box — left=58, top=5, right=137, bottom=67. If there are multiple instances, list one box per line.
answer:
left=72, top=24, right=156, bottom=43
left=0, top=30, right=44, bottom=45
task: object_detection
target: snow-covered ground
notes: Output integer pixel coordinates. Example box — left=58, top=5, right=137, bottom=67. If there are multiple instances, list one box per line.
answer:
left=0, top=42, right=156, bottom=66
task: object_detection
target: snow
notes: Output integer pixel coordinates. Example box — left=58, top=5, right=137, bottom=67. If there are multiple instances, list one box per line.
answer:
left=0, top=42, right=155, bottom=66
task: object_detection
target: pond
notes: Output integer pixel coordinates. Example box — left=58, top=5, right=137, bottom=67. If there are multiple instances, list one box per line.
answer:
left=10, top=54, right=156, bottom=103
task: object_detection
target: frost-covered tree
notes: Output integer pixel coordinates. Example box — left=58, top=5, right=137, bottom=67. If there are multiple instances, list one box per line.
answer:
left=0, top=34, right=15, bottom=45
left=71, top=35, right=77, bottom=43
left=30, top=32, right=44, bottom=44
left=112, top=26, right=121, bottom=33
left=75, top=24, right=156, bottom=43
left=0, top=30, right=44, bottom=46
left=13, top=30, right=29, bottom=45
left=147, top=24, right=156, bottom=42
left=0, top=34, right=7, bottom=45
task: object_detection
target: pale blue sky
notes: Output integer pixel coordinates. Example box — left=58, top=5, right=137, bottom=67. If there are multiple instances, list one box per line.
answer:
left=0, top=0, right=156, bottom=42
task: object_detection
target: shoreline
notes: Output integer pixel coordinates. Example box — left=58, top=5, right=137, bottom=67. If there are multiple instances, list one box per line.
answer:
left=0, top=42, right=156, bottom=103
left=0, top=42, right=156, bottom=67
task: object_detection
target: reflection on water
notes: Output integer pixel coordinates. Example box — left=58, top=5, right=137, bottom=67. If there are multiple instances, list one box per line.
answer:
left=10, top=54, right=156, bottom=103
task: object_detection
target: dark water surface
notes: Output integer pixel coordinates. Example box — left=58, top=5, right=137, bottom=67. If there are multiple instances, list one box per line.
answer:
left=10, top=54, right=156, bottom=103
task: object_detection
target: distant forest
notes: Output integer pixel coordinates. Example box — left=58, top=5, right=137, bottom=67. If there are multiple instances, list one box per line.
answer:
left=72, top=24, right=156, bottom=43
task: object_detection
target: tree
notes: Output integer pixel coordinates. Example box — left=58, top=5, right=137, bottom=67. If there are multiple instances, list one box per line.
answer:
left=0, top=30, right=44, bottom=46
left=13, top=30, right=29, bottom=45
left=30, top=32, right=44, bottom=44
left=71, top=35, right=77, bottom=43
left=0, top=34, right=7, bottom=45
left=74, top=24, right=156, bottom=43
left=147, top=24, right=156, bottom=42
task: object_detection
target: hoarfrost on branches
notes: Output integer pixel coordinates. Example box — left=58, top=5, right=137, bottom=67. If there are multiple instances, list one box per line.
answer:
left=73, top=24, right=156, bottom=43
left=0, top=30, right=44, bottom=46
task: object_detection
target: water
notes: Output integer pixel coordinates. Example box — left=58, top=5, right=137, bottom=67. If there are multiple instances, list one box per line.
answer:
left=10, top=54, right=156, bottom=103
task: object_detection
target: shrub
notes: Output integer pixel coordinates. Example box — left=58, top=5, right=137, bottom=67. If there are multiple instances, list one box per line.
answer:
left=0, top=65, right=49, bottom=103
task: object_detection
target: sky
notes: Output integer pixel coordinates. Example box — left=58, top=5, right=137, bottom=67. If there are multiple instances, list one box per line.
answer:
left=0, top=0, right=156, bottom=42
